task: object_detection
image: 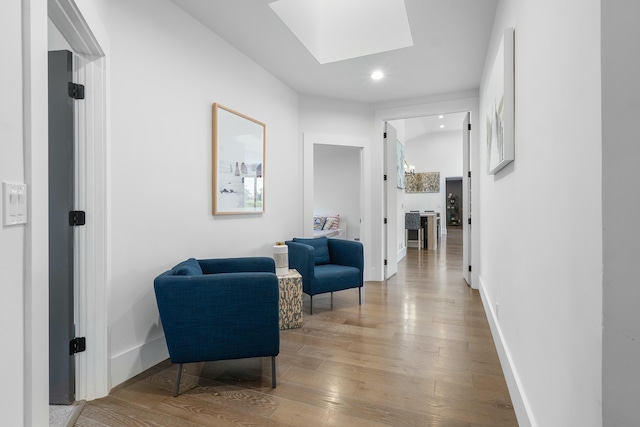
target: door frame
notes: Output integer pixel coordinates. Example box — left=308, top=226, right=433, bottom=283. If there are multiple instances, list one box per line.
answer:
left=303, top=133, right=371, bottom=279
left=48, top=0, right=110, bottom=400
left=373, top=94, right=479, bottom=286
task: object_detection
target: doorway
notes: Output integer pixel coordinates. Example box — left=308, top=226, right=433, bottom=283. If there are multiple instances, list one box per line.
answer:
left=314, top=144, right=362, bottom=241
left=48, top=2, right=110, bottom=401
left=302, top=133, right=370, bottom=276
left=445, top=177, right=463, bottom=227
left=383, top=111, right=471, bottom=282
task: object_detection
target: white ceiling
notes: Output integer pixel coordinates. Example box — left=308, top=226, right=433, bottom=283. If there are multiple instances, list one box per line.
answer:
left=169, top=0, right=499, bottom=105
left=269, top=0, right=414, bottom=64
left=402, top=112, right=470, bottom=140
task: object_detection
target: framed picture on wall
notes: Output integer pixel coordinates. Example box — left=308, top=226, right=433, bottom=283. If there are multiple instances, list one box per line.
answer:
left=486, top=27, right=515, bottom=175
left=405, top=172, right=440, bottom=193
left=212, top=103, right=266, bottom=215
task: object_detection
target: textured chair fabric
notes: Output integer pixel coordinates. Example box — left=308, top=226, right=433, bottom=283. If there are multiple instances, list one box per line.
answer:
left=405, top=212, right=424, bottom=249
left=153, top=257, right=280, bottom=395
left=405, top=212, right=421, bottom=230
left=285, top=237, right=364, bottom=314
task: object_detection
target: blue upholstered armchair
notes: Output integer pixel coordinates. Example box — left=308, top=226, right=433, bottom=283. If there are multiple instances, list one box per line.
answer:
left=285, top=237, right=364, bottom=314
left=153, top=257, right=280, bottom=396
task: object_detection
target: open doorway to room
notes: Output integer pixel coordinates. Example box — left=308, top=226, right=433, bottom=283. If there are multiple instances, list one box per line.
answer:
left=384, top=111, right=471, bottom=282
left=302, top=133, right=368, bottom=245
left=313, top=144, right=362, bottom=241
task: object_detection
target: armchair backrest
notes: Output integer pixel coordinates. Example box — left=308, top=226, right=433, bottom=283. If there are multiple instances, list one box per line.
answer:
left=291, top=237, right=330, bottom=265
left=198, top=257, right=276, bottom=274
left=327, top=239, right=364, bottom=276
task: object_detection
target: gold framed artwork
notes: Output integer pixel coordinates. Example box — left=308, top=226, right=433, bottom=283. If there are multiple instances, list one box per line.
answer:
left=212, top=103, right=265, bottom=215
left=404, top=172, right=440, bottom=193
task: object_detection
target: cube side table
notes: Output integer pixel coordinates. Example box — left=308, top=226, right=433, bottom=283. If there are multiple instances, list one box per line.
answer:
left=278, top=269, right=302, bottom=330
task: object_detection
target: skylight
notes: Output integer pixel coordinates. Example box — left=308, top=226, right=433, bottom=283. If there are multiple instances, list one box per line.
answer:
left=269, top=0, right=414, bottom=64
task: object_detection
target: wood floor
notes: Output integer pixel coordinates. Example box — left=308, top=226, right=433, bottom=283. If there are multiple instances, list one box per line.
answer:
left=75, top=228, right=518, bottom=426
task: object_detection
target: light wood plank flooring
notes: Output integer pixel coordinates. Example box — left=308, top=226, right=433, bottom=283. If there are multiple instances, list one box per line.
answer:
left=75, top=227, right=517, bottom=426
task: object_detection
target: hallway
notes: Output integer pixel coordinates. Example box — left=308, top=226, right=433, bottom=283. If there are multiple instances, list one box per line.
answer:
left=76, top=228, right=517, bottom=426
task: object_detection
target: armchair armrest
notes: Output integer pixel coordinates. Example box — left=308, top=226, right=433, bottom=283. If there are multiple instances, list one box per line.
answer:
left=153, top=271, right=279, bottom=364
left=328, top=239, right=364, bottom=274
left=198, top=257, right=275, bottom=274
left=285, top=241, right=315, bottom=293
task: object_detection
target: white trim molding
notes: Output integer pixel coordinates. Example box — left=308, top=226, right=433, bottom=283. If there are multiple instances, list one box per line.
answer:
left=478, top=276, right=535, bottom=427
left=110, top=335, right=169, bottom=388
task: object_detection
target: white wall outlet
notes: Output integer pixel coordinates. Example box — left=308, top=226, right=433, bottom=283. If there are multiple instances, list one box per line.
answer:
left=3, top=182, right=28, bottom=226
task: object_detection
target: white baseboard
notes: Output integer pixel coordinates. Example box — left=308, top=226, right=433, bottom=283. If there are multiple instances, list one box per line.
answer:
left=398, top=247, right=406, bottom=261
left=478, top=276, right=535, bottom=427
left=110, top=335, right=169, bottom=388
left=366, top=266, right=379, bottom=282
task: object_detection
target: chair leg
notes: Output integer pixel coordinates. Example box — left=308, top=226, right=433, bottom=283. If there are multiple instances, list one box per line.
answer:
left=310, top=295, right=313, bottom=315
left=173, top=363, right=183, bottom=397
left=271, top=356, right=277, bottom=388
left=359, top=287, right=362, bottom=305
left=331, top=292, right=333, bottom=308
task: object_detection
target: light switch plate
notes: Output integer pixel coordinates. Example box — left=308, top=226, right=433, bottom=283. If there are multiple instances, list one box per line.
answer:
left=3, top=182, right=27, bottom=226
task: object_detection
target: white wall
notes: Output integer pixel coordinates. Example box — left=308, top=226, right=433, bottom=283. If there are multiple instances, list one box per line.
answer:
left=404, top=130, right=463, bottom=225
left=0, top=2, right=27, bottom=425
left=104, top=0, right=300, bottom=386
left=478, top=1, right=602, bottom=426
left=314, top=145, right=361, bottom=240
left=47, top=17, right=72, bottom=51
left=602, top=0, right=640, bottom=425
left=2, top=0, right=49, bottom=425
left=299, top=95, right=373, bottom=137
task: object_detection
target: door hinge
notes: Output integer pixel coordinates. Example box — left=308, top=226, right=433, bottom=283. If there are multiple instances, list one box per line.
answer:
left=383, top=132, right=387, bottom=138
left=383, top=174, right=387, bottom=181
left=70, top=337, right=86, bottom=355
left=468, top=217, right=471, bottom=225
left=468, top=171, right=471, bottom=178
left=468, top=123, right=471, bottom=131
left=468, top=265, right=472, bottom=272
left=68, top=82, right=85, bottom=100
left=384, top=217, right=387, bottom=224
left=384, top=259, right=388, bottom=266
left=69, top=210, right=86, bottom=226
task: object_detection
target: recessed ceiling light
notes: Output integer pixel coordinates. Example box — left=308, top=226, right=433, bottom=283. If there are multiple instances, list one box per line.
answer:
left=440, top=124, right=445, bottom=128
left=371, top=70, right=384, bottom=80
left=438, top=115, right=444, bottom=119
